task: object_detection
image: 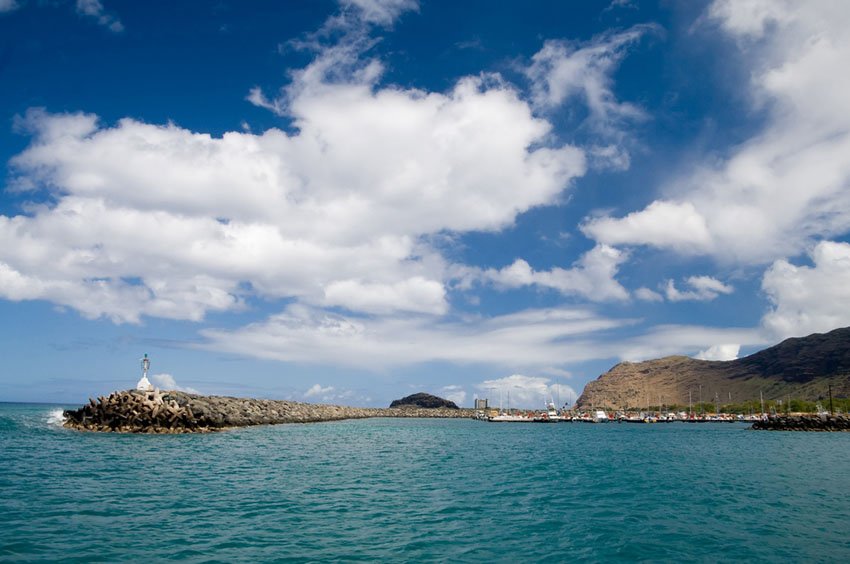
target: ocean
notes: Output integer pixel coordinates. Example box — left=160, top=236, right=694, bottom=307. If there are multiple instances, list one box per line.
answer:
left=1, top=402, right=849, bottom=562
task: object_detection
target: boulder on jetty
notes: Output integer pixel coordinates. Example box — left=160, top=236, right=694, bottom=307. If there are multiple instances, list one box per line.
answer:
left=389, top=392, right=459, bottom=409
left=752, top=415, right=850, bottom=431
left=63, top=389, right=473, bottom=433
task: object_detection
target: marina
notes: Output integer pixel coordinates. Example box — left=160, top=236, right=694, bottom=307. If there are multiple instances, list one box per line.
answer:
left=478, top=404, right=771, bottom=424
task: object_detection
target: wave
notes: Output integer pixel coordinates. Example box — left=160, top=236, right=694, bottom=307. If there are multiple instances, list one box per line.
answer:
left=46, top=409, right=66, bottom=427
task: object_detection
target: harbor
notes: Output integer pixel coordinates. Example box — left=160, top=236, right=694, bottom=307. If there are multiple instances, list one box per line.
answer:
left=474, top=395, right=838, bottom=425
left=477, top=406, right=767, bottom=423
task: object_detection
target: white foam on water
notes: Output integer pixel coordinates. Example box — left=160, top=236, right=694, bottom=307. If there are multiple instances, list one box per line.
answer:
left=46, top=409, right=66, bottom=427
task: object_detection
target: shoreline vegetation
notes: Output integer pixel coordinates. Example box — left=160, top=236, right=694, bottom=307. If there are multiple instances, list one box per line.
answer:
left=62, top=389, right=473, bottom=434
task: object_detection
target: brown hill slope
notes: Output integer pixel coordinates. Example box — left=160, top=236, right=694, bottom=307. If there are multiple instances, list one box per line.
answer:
left=576, top=327, right=850, bottom=410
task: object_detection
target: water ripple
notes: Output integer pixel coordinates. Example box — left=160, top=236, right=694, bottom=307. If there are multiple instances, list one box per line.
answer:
left=2, top=405, right=850, bottom=561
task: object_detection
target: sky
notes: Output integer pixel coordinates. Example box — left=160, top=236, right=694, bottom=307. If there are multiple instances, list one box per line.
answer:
left=2, top=0, right=850, bottom=407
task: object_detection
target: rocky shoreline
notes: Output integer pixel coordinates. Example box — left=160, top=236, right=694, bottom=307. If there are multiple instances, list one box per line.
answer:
left=62, top=389, right=474, bottom=433
left=751, top=415, right=850, bottom=431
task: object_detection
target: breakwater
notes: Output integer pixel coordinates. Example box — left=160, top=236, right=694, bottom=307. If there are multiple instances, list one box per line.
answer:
left=751, top=415, right=850, bottom=431
left=62, top=389, right=473, bottom=433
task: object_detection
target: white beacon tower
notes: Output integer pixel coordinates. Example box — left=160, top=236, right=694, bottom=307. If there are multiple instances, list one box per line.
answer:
left=136, top=353, right=154, bottom=391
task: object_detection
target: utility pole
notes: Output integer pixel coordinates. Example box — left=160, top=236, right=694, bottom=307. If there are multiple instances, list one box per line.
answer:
left=760, top=390, right=765, bottom=416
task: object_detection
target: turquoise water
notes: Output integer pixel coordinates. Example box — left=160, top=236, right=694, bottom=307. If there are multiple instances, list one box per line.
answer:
left=1, top=403, right=849, bottom=562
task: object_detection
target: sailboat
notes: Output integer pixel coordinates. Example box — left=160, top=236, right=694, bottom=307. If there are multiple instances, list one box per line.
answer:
left=488, top=389, right=533, bottom=422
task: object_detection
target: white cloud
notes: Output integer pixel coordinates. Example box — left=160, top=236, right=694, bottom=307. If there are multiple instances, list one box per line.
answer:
left=708, top=0, right=795, bottom=39
left=199, top=304, right=634, bottom=370
left=304, top=383, right=335, bottom=398
left=199, top=304, right=767, bottom=376
left=302, top=384, right=364, bottom=404
left=439, top=385, right=466, bottom=407
left=613, top=325, right=764, bottom=362
left=587, top=144, right=632, bottom=171
left=583, top=2, right=850, bottom=265
left=476, top=374, right=578, bottom=409
left=322, top=277, right=447, bottom=315
left=635, top=287, right=663, bottom=302
left=694, top=344, right=740, bottom=361
left=664, top=275, right=733, bottom=302
left=582, top=200, right=713, bottom=254
left=525, top=24, right=655, bottom=170
left=340, top=0, right=418, bottom=26
left=526, top=25, right=655, bottom=123
left=245, top=86, right=285, bottom=116
left=470, top=245, right=630, bottom=302
left=150, top=373, right=201, bottom=394
left=75, top=0, right=123, bottom=32
left=3, top=67, right=584, bottom=322
left=762, top=240, right=850, bottom=338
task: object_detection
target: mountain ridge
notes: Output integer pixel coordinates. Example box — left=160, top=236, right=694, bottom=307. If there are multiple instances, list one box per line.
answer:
left=576, top=326, right=850, bottom=410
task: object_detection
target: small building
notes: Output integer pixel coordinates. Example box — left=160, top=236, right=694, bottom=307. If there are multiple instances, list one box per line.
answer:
left=474, top=398, right=489, bottom=410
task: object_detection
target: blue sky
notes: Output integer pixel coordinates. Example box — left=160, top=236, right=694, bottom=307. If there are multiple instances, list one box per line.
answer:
left=2, top=0, right=849, bottom=407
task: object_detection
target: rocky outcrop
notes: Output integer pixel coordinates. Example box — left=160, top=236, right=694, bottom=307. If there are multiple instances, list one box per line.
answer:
left=63, top=389, right=474, bottom=433
left=389, top=392, right=459, bottom=409
left=577, top=326, right=850, bottom=410
left=752, top=415, right=850, bottom=431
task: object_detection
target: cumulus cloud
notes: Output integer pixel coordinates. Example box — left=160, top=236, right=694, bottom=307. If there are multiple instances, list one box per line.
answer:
left=0, top=0, right=667, bottom=386
left=476, top=374, right=577, bottom=409
left=762, top=240, right=850, bottom=338
left=304, top=383, right=335, bottom=398
left=664, top=275, right=734, bottom=302
left=150, top=373, right=201, bottom=394
left=694, top=344, right=740, bottom=361
left=469, top=245, right=629, bottom=302
left=76, top=0, right=123, bottom=32
left=582, top=1, right=850, bottom=265
left=3, top=68, right=583, bottom=322
left=582, top=201, right=713, bottom=254
left=708, top=0, right=795, bottom=39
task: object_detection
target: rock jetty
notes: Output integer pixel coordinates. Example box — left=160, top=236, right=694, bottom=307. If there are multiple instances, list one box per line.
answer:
left=63, top=389, right=474, bottom=433
left=752, top=415, right=850, bottom=431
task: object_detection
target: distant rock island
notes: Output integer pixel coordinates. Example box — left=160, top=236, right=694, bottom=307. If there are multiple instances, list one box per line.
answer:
left=577, top=326, right=850, bottom=410
left=389, top=392, right=459, bottom=409
left=63, top=390, right=472, bottom=433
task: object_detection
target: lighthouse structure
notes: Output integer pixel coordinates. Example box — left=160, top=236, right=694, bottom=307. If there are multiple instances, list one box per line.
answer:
left=136, top=353, right=154, bottom=391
